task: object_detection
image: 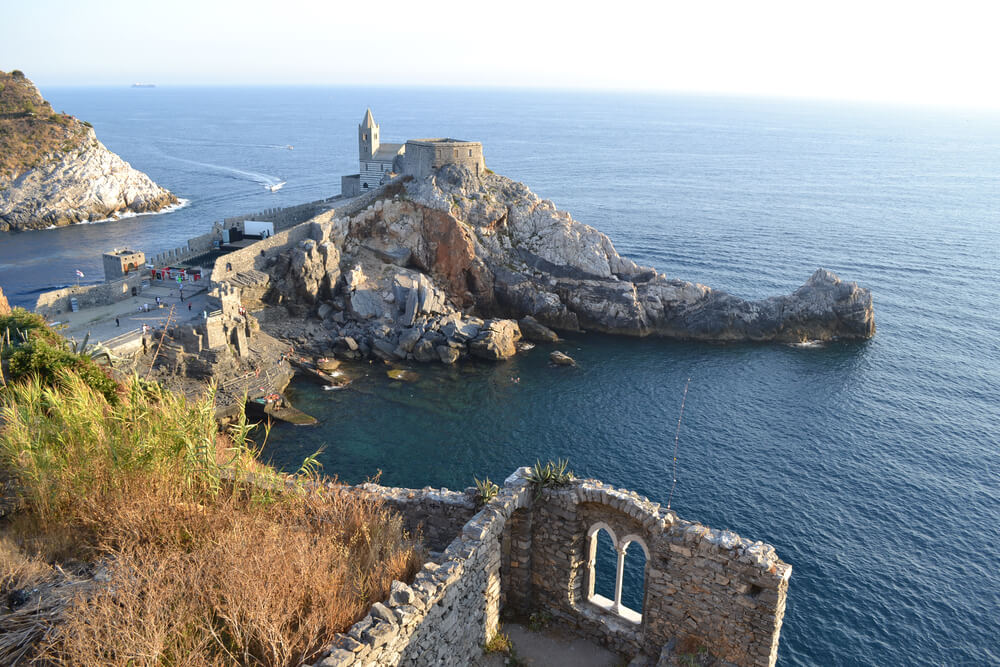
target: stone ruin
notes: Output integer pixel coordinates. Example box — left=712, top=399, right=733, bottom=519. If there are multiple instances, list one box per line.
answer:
left=307, top=468, right=790, bottom=667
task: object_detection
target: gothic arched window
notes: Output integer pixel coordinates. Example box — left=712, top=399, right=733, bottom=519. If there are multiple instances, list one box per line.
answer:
left=585, top=523, right=648, bottom=624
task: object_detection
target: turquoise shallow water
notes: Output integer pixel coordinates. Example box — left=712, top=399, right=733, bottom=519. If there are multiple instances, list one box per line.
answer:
left=1, top=87, right=998, bottom=665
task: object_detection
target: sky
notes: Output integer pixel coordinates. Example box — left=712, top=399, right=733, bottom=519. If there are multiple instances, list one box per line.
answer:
left=3, top=0, right=1000, bottom=109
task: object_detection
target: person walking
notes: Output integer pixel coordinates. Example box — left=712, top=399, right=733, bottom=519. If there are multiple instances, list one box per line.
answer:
left=115, top=317, right=120, bottom=327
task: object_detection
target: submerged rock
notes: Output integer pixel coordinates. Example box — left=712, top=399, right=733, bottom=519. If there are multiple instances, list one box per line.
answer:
left=550, top=350, right=576, bottom=366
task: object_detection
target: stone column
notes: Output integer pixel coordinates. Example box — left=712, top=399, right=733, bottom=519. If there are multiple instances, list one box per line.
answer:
left=613, top=543, right=628, bottom=614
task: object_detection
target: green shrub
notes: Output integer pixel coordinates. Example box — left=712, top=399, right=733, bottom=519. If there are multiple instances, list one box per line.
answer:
left=1, top=308, right=117, bottom=402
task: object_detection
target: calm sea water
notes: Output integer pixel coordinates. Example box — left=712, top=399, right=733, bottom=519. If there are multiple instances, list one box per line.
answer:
left=1, top=87, right=998, bottom=666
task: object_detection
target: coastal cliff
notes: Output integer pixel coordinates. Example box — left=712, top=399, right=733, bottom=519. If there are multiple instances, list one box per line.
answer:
left=0, top=70, right=177, bottom=232
left=256, top=166, right=873, bottom=362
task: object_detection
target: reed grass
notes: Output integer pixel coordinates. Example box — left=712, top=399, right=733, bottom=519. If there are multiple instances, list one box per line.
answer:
left=0, top=371, right=422, bottom=665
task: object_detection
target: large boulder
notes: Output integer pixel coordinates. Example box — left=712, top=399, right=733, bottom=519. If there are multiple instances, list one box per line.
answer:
left=469, top=319, right=521, bottom=361
left=518, top=315, right=559, bottom=342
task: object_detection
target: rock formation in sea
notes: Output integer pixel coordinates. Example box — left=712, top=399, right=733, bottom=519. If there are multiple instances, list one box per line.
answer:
left=257, top=165, right=874, bottom=364
left=0, top=70, right=177, bottom=232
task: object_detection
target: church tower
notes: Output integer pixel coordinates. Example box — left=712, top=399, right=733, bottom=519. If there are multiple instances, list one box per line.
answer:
left=359, top=108, right=379, bottom=160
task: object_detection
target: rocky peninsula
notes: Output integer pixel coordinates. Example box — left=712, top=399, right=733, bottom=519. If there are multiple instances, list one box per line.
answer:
left=254, top=165, right=873, bottom=367
left=0, top=70, right=177, bottom=232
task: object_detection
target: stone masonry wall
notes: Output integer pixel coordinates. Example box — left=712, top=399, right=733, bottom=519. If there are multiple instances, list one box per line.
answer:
left=35, top=272, right=145, bottom=318
left=361, top=483, right=478, bottom=554
left=210, top=185, right=391, bottom=284
left=526, top=479, right=790, bottom=666
left=307, top=471, right=531, bottom=667
left=308, top=469, right=789, bottom=667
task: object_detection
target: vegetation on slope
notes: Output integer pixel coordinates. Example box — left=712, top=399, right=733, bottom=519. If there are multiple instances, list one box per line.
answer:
left=0, top=70, right=90, bottom=182
left=0, top=314, right=423, bottom=665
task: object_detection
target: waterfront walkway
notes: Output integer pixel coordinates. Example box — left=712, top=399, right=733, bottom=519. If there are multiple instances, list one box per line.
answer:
left=50, top=283, right=210, bottom=347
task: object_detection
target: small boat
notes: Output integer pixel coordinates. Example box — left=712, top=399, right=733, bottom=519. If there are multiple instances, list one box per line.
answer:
left=246, top=394, right=317, bottom=425
left=286, top=145, right=294, bottom=150
left=265, top=181, right=285, bottom=192
left=131, top=83, right=155, bottom=88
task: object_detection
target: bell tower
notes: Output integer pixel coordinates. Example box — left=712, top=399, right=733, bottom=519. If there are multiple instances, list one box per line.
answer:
left=359, top=108, right=379, bottom=161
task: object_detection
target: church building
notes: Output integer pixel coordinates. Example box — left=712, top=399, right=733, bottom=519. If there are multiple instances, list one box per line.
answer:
left=341, top=109, right=486, bottom=196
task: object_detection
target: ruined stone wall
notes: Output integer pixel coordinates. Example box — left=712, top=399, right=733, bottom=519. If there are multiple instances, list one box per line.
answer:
left=306, top=469, right=789, bottom=667
left=526, top=479, right=790, bottom=666
left=34, top=272, right=145, bottom=318
left=360, top=483, right=478, bottom=553
left=307, top=472, right=531, bottom=667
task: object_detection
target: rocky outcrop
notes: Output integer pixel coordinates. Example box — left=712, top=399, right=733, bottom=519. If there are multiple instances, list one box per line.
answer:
left=0, top=72, right=177, bottom=232
left=255, top=165, right=874, bottom=366
left=401, top=165, right=875, bottom=342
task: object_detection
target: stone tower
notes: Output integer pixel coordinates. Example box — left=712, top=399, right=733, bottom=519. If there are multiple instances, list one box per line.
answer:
left=359, top=108, right=379, bottom=160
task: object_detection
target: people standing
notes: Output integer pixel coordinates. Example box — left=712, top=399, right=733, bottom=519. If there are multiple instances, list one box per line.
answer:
left=115, top=317, right=120, bottom=327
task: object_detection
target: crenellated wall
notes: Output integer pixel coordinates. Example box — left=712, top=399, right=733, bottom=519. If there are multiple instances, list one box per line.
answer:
left=307, top=468, right=790, bottom=667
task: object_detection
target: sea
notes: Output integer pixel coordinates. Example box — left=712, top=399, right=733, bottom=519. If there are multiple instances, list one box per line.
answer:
left=0, top=86, right=997, bottom=666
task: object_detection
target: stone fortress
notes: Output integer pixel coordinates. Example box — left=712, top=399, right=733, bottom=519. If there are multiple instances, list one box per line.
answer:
left=342, top=109, right=485, bottom=196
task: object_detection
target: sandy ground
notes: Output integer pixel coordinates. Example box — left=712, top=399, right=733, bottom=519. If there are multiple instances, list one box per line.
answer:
left=477, top=622, right=623, bottom=666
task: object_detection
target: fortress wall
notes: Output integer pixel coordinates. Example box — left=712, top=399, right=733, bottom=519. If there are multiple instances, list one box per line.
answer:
left=308, top=468, right=789, bottom=667
left=403, top=141, right=485, bottom=179
left=361, top=484, right=479, bottom=553
left=210, top=185, right=391, bottom=284
left=222, top=196, right=339, bottom=233
left=35, top=272, right=145, bottom=318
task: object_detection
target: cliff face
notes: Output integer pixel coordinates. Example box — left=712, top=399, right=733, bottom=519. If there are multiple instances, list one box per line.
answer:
left=0, top=70, right=177, bottom=232
left=263, top=165, right=873, bottom=361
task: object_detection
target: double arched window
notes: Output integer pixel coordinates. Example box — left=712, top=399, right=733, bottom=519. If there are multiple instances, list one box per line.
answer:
left=585, top=522, right=649, bottom=624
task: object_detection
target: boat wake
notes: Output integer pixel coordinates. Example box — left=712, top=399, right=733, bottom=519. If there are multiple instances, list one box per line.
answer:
left=157, top=152, right=284, bottom=188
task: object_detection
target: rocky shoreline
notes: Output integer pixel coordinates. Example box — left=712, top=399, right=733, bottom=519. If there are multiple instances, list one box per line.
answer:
left=243, top=166, right=873, bottom=372
left=0, top=126, right=178, bottom=232
left=0, top=71, right=178, bottom=232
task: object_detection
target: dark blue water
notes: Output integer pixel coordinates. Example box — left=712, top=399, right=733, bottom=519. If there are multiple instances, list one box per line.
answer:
left=1, top=87, right=998, bottom=666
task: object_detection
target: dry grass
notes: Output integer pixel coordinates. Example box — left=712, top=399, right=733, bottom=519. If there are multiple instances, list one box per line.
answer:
left=0, top=371, right=422, bottom=665
left=0, top=71, right=88, bottom=181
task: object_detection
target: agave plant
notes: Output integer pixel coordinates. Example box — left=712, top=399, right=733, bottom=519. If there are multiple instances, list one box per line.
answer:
left=526, top=458, right=574, bottom=498
left=67, top=333, right=118, bottom=366
left=473, top=476, right=499, bottom=507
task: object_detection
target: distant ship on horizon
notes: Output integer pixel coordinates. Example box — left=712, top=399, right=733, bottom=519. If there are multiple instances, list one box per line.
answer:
left=131, top=83, right=155, bottom=88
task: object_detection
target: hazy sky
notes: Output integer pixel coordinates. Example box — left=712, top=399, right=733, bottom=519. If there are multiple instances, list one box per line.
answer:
left=3, top=0, right=999, bottom=108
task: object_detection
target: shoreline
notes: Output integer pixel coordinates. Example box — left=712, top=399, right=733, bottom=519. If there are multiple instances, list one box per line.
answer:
left=39, top=197, right=192, bottom=231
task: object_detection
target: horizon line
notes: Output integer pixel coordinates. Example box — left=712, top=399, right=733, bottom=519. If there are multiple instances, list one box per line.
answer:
left=27, top=81, right=1000, bottom=114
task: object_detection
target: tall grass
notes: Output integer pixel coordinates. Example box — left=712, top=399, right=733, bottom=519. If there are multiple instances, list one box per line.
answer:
left=0, top=371, right=423, bottom=665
